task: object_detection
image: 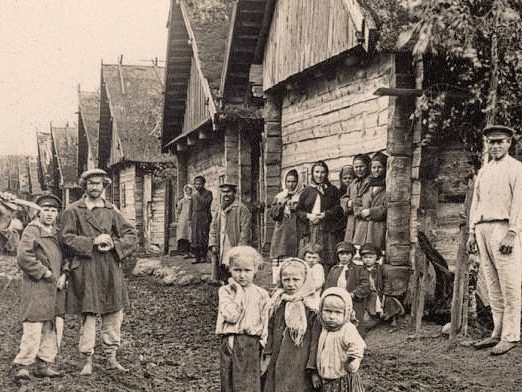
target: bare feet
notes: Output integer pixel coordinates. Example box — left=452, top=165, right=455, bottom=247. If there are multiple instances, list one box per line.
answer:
left=107, top=356, right=128, bottom=372
left=80, top=356, right=93, bottom=376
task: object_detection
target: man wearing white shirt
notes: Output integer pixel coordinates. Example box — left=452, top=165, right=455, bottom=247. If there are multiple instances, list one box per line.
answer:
left=467, top=125, right=522, bottom=355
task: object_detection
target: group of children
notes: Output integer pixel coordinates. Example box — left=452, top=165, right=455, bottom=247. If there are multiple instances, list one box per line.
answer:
left=216, top=240, right=398, bottom=392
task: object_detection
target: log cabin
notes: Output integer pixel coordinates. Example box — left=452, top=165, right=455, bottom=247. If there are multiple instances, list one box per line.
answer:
left=98, top=61, right=175, bottom=253
left=50, top=124, right=82, bottom=208
left=161, top=0, right=265, bottom=249
left=77, top=90, right=100, bottom=174
left=0, top=155, right=41, bottom=199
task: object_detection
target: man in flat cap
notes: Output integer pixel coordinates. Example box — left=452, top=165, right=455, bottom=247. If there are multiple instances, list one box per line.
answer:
left=209, top=183, right=252, bottom=283
left=13, top=193, right=65, bottom=380
left=467, top=125, right=522, bottom=355
left=60, top=169, right=137, bottom=374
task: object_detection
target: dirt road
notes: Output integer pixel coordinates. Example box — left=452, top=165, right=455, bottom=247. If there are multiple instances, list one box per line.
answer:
left=1, top=254, right=521, bottom=391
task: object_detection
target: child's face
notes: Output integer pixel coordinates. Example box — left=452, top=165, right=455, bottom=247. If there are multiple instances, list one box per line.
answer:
left=362, top=253, right=378, bottom=268
left=337, top=251, right=353, bottom=265
left=321, top=295, right=346, bottom=329
left=341, top=173, right=354, bottom=186
left=230, top=258, right=256, bottom=287
left=281, top=265, right=305, bottom=295
left=39, top=206, right=58, bottom=226
left=304, top=252, right=320, bottom=266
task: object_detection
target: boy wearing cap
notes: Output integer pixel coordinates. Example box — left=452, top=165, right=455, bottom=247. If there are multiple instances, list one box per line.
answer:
left=13, top=194, right=65, bottom=380
left=467, top=125, right=522, bottom=355
left=324, top=242, right=370, bottom=334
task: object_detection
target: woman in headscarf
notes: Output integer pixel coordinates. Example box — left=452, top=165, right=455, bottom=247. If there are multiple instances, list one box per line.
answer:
left=269, top=169, right=302, bottom=282
left=337, top=165, right=355, bottom=240
left=343, top=154, right=371, bottom=244
left=296, top=161, right=343, bottom=272
left=359, top=152, right=388, bottom=250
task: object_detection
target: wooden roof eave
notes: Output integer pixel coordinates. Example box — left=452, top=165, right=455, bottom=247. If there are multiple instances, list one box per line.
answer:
left=219, top=2, right=239, bottom=98
left=163, top=116, right=213, bottom=152
left=50, top=130, right=65, bottom=186
left=341, top=0, right=377, bottom=53
left=179, top=0, right=217, bottom=119
left=102, top=79, right=125, bottom=167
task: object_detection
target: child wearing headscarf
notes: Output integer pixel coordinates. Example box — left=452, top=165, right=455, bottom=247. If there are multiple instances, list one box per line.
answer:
left=216, top=246, right=270, bottom=392
left=314, top=287, right=366, bottom=392
left=262, top=258, right=320, bottom=392
left=359, top=152, right=388, bottom=250
left=344, top=155, right=371, bottom=244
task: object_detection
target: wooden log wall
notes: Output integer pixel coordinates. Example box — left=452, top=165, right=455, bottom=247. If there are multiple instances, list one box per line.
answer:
left=135, top=170, right=144, bottom=245
left=151, top=179, right=166, bottom=249
left=239, top=126, right=253, bottom=204
left=119, top=164, right=137, bottom=227
left=143, top=173, right=152, bottom=249
left=280, top=54, right=393, bottom=187
left=262, top=93, right=283, bottom=251
left=224, top=126, right=239, bottom=186
left=263, top=0, right=360, bottom=90
left=183, top=57, right=211, bottom=133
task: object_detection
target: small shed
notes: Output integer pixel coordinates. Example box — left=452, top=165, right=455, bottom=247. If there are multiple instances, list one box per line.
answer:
left=98, top=61, right=175, bottom=253
left=78, top=89, right=100, bottom=174
left=161, top=0, right=265, bottom=248
left=50, top=124, right=81, bottom=208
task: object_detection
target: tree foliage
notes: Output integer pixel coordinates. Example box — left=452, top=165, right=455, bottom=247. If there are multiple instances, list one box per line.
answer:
left=399, top=0, right=522, bottom=158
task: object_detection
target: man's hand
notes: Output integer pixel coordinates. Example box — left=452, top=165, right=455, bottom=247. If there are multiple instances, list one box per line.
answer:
left=210, top=246, right=219, bottom=254
left=467, top=233, right=478, bottom=254
left=307, top=213, right=321, bottom=225
left=43, top=269, right=53, bottom=280
left=93, top=234, right=112, bottom=245
left=310, top=372, right=322, bottom=389
left=499, top=231, right=517, bottom=255
left=360, top=209, right=370, bottom=219
left=57, top=274, right=67, bottom=290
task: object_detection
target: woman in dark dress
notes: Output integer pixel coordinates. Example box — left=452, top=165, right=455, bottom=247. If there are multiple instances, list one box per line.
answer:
left=296, top=161, right=342, bottom=273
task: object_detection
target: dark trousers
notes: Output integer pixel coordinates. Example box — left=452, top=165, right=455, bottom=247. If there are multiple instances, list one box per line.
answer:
left=193, top=246, right=207, bottom=262
left=177, top=239, right=191, bottom=254
left=220, top=335, right=261, bottom=392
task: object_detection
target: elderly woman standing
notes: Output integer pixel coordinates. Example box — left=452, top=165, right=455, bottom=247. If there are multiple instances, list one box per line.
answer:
left=269, top=169, right=302, bottom=283
left=344, top=154, right=372, bottom=244
left=360, top=152, right=388, bottom=249
left=296, top=161, right=342, bottom=273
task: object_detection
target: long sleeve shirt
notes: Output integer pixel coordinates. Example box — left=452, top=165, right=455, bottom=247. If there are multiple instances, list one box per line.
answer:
left=469, top=155, right=522, bottom=234
left=216, top=282, right=270, bottom=346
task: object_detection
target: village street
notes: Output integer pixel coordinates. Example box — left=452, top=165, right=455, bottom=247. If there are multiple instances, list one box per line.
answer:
left=0, top=253, right=521, bottom=392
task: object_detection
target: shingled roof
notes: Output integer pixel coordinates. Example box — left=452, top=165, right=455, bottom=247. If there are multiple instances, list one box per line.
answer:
left=51, top=125, right=79, bottom=188
left=102, top=64, right=171, bottom=164
left=36, top=131, right=57, bottom=192
left=162, top=0, right=234, bottom=149
left=78, top=90, right=100, bottom=167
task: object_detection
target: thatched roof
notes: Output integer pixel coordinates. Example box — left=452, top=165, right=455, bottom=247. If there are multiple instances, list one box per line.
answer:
left=102, top=64, right=171, bottom=163
left=78, top=91, right=100, bottom=166
left=50, top=125, right=79, bottom=188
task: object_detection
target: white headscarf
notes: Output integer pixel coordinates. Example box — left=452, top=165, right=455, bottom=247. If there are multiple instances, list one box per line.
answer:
left=275, top=169, right=303, bottom=216
left=320, top=287, right=357, bottom=329
left=269, top=257, right=318, bottom=346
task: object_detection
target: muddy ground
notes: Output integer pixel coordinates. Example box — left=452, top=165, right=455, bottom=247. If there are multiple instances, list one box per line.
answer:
left=1, top=254, right=521, bottom=391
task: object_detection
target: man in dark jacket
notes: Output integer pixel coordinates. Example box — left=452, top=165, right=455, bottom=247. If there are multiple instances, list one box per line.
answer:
left=191, top=176, right=213, bottom=263
left=13, top=193, right=64, bottom=380
left=61, top=169, right=137, bottom=375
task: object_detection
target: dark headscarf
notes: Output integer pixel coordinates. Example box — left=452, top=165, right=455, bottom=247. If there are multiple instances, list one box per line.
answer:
left=353, top=154, right=371, bottom=179
left=339, top=165, right=355, bottom=196
left=310, top=160, right=330, bottom=194
left=369, top=152, right=388, bottom=187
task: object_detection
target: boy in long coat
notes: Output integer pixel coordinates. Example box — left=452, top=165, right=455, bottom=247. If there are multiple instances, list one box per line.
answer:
left=209, top=183, right=252, bottom=283
left=61, top=169, right=137, bottom=375
left=13, top=194, right=65, bottom=380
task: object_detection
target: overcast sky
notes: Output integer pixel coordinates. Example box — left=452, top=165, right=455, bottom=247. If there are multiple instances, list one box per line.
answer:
left=0, top=0, right=170, bottom=156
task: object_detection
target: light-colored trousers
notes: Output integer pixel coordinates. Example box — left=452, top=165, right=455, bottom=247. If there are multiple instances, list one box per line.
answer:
left=475, top=222, right=522, bottom=342
left=13, top=318, right=63, bottom=366
left=79, top=310, right=124, bottom=356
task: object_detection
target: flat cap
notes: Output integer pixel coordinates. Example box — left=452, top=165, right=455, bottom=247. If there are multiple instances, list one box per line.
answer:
left=335, top=242, right=356, bottom=255
left=359, top=243, right=382, bottom=257
left=483, top=125, right=516, bottom=138
left=35, top=193, right=61, bottom=209
left=80, top=168, right=109, bottom=180
left=219, top=183, right=237, bottom=191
